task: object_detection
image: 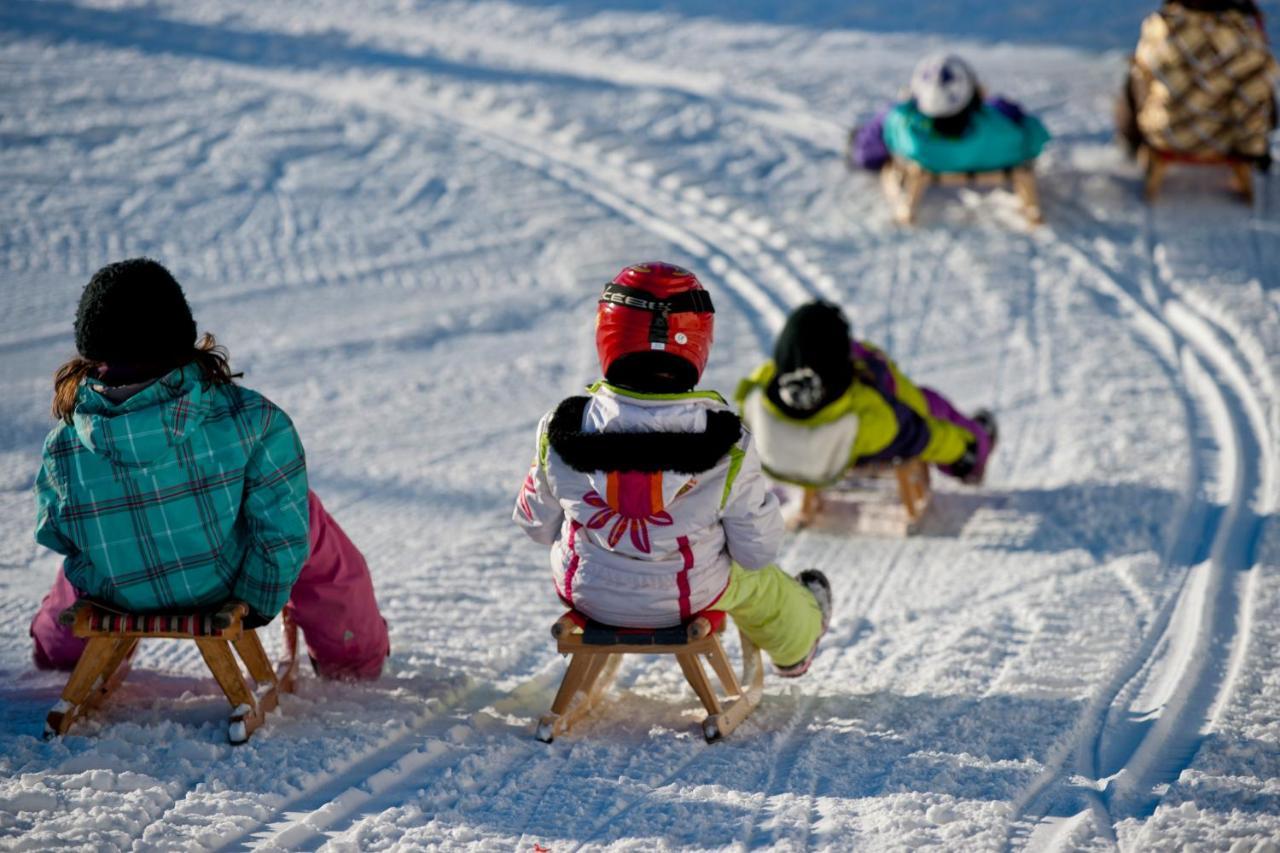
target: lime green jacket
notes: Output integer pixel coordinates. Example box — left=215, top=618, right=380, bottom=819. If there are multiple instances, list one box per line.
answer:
left=735, top=343, right=972, bottom=487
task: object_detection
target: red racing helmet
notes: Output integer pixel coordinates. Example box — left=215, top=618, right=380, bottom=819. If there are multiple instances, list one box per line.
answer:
left=596, top=262, right=715, bottom=393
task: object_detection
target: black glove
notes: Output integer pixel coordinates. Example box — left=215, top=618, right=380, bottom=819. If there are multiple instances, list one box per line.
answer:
left=949, top=441, right=979, bottom=481
left=241, top=609, right=273, bottom=630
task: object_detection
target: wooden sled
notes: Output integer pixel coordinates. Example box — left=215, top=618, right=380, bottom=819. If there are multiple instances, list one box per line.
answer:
left=44, top=600, right=299, bottom=745
left=1139, top=145, right=1254, bottom=204
left=536, top=610, right=763, bottom=744
left=792, top=458, right=932, bottom=536
left=881, top=157, right=1043, bottom=225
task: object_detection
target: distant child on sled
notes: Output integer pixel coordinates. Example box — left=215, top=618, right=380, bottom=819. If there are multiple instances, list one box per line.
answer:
left=736, top=301, right=997, bottom=490
left=1115, top=1, right=1277, bottom=171
left=29, top=258, right=389, bottom=680
left=850, top=53, right=1050, bottom=174
left=512, top=262, right=831, bottom=677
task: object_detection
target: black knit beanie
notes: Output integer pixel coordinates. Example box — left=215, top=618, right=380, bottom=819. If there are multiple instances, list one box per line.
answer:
left=767, top=301, right=855, bottom=416
left=74, top=258, right=197, bottom=369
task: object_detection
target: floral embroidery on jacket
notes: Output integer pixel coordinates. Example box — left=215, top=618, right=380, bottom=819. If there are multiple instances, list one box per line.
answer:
left=582, top=490, right=673, bottom=553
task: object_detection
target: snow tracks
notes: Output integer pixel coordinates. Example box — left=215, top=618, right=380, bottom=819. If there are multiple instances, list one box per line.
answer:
left=1009, top=192, right=1275, bottom=849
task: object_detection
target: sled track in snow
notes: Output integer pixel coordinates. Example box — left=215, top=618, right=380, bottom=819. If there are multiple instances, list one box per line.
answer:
left=1006, top=196, right=1274, bottom=849
left=223, top=67, right=846, bottom=347
left=733, top=535, right=918, bottom=849
left=211, top=661, right=566, bottom=851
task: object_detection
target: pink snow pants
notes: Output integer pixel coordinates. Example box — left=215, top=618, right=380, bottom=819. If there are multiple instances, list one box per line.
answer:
left=29, top=491, right=389, bottom=681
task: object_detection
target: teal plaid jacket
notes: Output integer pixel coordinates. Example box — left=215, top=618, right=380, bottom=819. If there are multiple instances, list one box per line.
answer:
left=34, top=365, right=310, bottom=617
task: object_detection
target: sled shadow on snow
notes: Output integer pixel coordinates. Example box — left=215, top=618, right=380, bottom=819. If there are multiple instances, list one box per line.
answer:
left=897, top=479, right=1257, bottom=566
left=430, top=684, right=1079, bottom=844
left=465, top=682, right=1279, bottom=848
left=0, top=655, right=467, bottom=742
left=0, top=667, right=265, bottom=743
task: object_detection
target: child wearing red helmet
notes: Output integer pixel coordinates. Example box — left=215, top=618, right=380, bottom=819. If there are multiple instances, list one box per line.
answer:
left=513, top=262, right=831, bottom=676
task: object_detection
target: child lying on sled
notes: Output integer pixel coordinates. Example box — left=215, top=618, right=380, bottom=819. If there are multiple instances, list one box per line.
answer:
left=513, top=262, right=831, bottom=677
left=29, top=259, right=389, bottom=680
left=850, top=53, right=1050, bottom=174
left=736, top=301, right=996, bottom=491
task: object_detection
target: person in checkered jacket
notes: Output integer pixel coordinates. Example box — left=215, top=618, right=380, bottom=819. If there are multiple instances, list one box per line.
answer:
left=28, top=259, right=388, bottom=680
left=1117, top=1, right=1278, bottom=168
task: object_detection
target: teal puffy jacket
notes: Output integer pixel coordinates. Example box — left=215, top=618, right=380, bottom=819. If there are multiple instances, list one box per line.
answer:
left=34, top=365, right=310, bottom=617
left=883, top=100, right=1050, bottom=173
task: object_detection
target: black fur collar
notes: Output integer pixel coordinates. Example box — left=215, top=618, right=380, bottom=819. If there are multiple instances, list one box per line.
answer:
left=548, top=396, right=742, bottom=474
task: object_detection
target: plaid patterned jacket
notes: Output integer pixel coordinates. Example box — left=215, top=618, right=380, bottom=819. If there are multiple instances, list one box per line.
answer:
left=35, top=365, right=310, bottom=617
left=1134, top=4, right=1278, bottom=159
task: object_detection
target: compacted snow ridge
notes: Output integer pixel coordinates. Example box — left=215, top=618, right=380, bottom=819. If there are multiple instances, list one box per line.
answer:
left=1007, top=188, right=1278, bottom=850
left=2, top=1, right=1279, bottom=851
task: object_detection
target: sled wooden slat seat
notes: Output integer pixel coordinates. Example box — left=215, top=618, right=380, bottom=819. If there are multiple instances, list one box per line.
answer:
left=537, top=609, right=763, bottom=744
left=1139, top=144, right=1254, bottom=204
left=794, top=458, right=932, bottom=536
left=881, top=157, right=1043, bottom=225
left=44, top=599, right=299, bottom=745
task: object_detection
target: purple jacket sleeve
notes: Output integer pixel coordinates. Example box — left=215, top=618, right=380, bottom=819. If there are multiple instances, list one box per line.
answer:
left=849, top=105, right=893, bottom=171
left=988, top=97, right=1026, bottom=125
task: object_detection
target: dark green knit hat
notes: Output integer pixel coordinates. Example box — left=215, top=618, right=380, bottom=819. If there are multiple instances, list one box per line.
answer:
left=74, top=258, right=197, bottom=366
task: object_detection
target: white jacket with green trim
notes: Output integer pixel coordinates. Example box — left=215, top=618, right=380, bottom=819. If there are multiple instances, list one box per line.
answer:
left=513, top=382, right=783, bottom=628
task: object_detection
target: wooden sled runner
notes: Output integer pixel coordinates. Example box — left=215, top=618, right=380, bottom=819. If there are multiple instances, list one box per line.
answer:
left=1139, top=145, right=1254, bottom=204
left=881, top=157, right=1043, bottom=225
left=44, top=600, right=300, bottom=745
left=792, top=458, right=932, bottom=536
left=537, top=609, right=764, bottom=744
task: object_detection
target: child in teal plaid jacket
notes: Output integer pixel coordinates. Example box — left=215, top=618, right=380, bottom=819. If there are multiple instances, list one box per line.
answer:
left=29, top=259, right=388, bottom=680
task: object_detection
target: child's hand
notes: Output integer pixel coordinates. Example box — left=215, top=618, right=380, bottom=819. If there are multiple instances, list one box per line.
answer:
left=241, top=608, right=273, bottom=630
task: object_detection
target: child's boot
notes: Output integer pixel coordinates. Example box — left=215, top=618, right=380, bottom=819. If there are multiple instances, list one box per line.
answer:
left=776, top=570, right=832, bottom=678
left=952, top=409, right=998, bottom=485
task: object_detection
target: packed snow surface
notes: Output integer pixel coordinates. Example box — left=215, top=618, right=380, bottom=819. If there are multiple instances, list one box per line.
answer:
left=2, top=1, right=1279, bottom=850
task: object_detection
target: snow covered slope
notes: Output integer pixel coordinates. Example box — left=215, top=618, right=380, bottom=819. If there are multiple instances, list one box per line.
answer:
left=1, top=1, right=1277, bottom=849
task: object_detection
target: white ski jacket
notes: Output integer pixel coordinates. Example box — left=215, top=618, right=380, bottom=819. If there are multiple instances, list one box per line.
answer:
left=514, top=382, right=783, bottom=628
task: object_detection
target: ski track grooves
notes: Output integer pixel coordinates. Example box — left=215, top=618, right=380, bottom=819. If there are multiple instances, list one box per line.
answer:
left=737, top=538, right=912, bottom=850
left=211, top=677, right=491, bottom=851
left=227, top=67, right=842, bottom=349
left=1009, top=199, right=1272, bottom=849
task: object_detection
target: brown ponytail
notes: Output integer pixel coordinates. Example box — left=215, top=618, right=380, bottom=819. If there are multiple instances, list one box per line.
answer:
left=187, top=332, right=243, bottom=388
left=51, top=332, right=243, bottom=423
left=51, top=358, right=98, bottom=423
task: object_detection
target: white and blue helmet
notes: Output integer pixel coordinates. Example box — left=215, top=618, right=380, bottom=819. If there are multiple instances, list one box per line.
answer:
left=910, top=54, right=978, bottom=119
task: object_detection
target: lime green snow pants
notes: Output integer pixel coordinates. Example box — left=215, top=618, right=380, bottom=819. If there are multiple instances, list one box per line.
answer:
left=717, top=563, right=823, bottom=667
